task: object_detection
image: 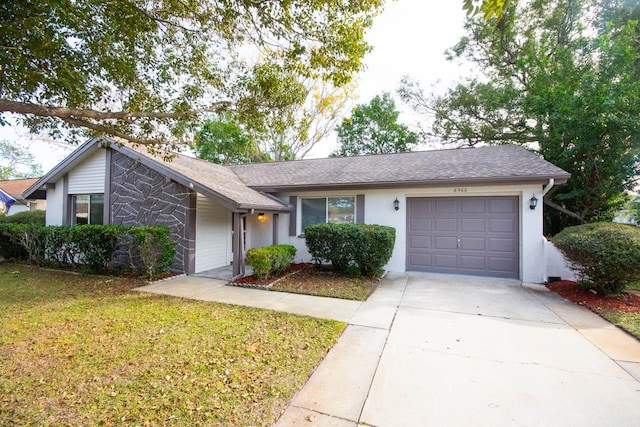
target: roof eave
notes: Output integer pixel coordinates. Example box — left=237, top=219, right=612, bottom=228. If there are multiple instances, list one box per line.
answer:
left=251, top=174, right=571, bottom=193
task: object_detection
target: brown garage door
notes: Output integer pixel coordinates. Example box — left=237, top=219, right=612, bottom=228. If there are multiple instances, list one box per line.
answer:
left=407, top=197, right=519, bottom=279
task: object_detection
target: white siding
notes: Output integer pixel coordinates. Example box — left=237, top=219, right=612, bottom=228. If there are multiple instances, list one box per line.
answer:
left=46, top=177, right=65, bottom=226
left=274, top=184, right=547, bottom=283
left=67, top=149, right=106, bottom=194
left=195, top=194, right=232, bottom=273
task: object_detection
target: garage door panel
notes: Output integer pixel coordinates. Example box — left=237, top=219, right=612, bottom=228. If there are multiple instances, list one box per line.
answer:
left=433, top=253, right=458, bottom=269
left=489, top=237, right=516, bottom=252
left=488, top=256, right=518, bottom=272
left=460, top=199, right=487, bottom=214
left=434, top=236, right=458, bottom=250
left=435, top=218, right=457, bottom=231
left=410, top=218, right=432, bottom=231
left=489, top=218, right=517, bottom=233
left=460, top=255, right=486, bottom=270
left=490, top=198, right=517, bottom=214
left=435, top=199, right=457, bottom=214
left=461, top=237, right=485, bottom=251
left=409, top=235, right=432, bottom=249
left=407, top=196, right=519, bottom=279
left=408, top=253, right=432, bottom=268
left=461, top=218, right=486, bottom=232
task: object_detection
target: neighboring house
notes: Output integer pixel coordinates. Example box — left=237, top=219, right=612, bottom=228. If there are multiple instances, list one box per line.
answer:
left=24, top=137, right=570, bottom=283
left=0, top=177, right=47, bottom=214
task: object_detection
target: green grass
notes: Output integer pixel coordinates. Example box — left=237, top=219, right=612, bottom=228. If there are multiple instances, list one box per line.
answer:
left=0, top=263, right=345, bottom=426
left=269, top=267, right=378, bottom=301
left=600, top=310, right=640, bottom=339
left=625, top=280, right=640, bottom=292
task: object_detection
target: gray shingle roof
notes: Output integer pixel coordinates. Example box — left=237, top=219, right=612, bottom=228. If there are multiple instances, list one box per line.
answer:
left=121, top=144, right=289, bottom=211
left=230, top=145, right=570, bottom=190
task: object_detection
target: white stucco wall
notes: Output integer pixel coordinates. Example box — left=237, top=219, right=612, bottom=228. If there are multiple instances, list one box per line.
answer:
left=46, top=177, right=65, bottom=226
left=245, top=212, right=275, bottom=252
left=269, top=183, right=547, bottom=282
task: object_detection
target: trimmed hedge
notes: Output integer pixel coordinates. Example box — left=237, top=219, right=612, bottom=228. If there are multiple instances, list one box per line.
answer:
left=553, top=222, right=640, bottom=295
left=0, top=210, right=46, bottom=225
left=0, top=224, right=176, bottom=279
left=247, top=244, right=296, bottom=281
left=305, top=223, right=395, bottom=276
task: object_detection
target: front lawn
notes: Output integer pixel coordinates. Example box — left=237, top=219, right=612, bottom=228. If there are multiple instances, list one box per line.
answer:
left=0, top=263, right=345, bottom=426
left=233, top=263, right=380, bottom=301
left=547, top=280, right=640, bottom=340
left=270, top=265, right=379, bottom=301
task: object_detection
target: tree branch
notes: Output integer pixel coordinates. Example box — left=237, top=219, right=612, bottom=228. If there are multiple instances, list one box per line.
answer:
left=543, top=197, right=585, bottom=223
left=58, top=116, right=157, bottom=146
left=0, top=99, right=232, bottom=121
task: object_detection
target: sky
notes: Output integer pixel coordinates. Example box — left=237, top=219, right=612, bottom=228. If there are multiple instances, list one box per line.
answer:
left=0, top=0, right=470, bottom=173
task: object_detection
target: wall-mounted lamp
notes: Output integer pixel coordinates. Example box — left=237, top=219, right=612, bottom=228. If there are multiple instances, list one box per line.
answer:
left=257, top=213, right=266, bottom=222
left=393, top=198, right=400, bottom=211
left=529, top=195, right=538, bottom=210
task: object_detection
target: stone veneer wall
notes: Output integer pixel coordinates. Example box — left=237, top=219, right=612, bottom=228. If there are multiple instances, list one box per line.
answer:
left=110, top=151, right=196, bottom=273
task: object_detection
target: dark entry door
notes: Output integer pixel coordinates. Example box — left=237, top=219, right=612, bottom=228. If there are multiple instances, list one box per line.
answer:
left=406, top=197, right=519, bottom=279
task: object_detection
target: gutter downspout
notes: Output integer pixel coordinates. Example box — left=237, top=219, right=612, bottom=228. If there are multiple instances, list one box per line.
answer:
left=542, top=178, right=555, bottom=198
left=541, top=178, right=555, bottom=284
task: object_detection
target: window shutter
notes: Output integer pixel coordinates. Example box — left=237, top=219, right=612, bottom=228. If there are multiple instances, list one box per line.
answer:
left=356, top=194, right=365, bottom=224
left=289, top=196, right=297, bottom=236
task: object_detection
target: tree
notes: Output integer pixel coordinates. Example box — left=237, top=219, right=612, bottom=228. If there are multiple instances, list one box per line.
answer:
left=256, top=79, right=356, bottom=161
left=331, top=93, right=419, bottom=157
left=0, top=1, right=383, bottom=147
left=193, top=119, right=266, bottom=165
left=463, top=0, right=513, bottom=21
left=400, top=0, right=640, bottom=234
left=0, top=140, right=43, bottom=180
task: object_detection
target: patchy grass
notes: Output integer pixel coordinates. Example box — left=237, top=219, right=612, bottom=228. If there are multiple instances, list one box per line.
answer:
left=626, top=280, right=640, bottom=292
left=0, top=263, right=345, bottom=426
left=270, top=265, right=379, bottom=301
left=547, top=280, right=640, bottom=340
left=600, top=311, right=640, bottom=339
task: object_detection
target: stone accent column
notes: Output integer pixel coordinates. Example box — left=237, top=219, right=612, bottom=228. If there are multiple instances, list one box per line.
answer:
left=110, top=151, right=196, bottom=273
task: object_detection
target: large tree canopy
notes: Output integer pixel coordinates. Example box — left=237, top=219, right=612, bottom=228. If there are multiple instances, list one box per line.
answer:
left=0, top=0, right=382, bottom=147
left=400, top=0, right=640, bottom=234
left=331, top=92, right=419, bottom=157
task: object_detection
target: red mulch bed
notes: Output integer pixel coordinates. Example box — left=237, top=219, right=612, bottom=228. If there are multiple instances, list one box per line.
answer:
left=546, top=280, right=640, bottom=313
left=232, top=263, right=312, bottom=286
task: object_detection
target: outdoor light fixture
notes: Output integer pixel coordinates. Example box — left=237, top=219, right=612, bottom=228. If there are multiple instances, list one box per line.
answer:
left=393, top=198, right=400, bottom=211
left=257, top=213, right=266, bottom=222
left=529, top=195, right=538, bottom=210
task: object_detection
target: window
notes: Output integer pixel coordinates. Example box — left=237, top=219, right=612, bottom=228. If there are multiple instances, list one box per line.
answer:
left=72, top=194, right=104, bottom=225
left=301, top=196, right=355, bottom=232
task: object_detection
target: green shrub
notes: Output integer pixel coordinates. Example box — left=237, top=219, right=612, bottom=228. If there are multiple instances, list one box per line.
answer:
left=553, top=222, right=640, bottom=295
left=71, top=225, right=126, bottom=273
left=247, top=244, right=296, bottom=280
left=0, top=223, right=176, bottom=278
left=0, top=210, right=46, bottom=225
left=129, top=226, right=176, bottom=279
left=305, top=223, right=395, bottom=276
left=0, top=223, right=47, bottom=263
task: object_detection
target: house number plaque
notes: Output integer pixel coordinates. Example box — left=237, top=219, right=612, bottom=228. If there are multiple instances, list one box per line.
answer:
left=453, top=187, right=468, bottom=193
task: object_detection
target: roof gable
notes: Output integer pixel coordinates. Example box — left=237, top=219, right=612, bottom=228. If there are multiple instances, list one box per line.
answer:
left=23, top=137, right=289, bottom=212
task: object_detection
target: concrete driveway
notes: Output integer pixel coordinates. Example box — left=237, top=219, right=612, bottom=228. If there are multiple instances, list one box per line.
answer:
left=275, top=273, right=640, bottom=427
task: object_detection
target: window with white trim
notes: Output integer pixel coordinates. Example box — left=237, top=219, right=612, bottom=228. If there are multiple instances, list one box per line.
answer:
left=72, top=194, right=104, bottom=225
left=301, top=196, right=355, bottom=232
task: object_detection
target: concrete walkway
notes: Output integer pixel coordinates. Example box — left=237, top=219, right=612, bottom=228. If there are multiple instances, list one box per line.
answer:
left=136, top=273, right=640, bottom=427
